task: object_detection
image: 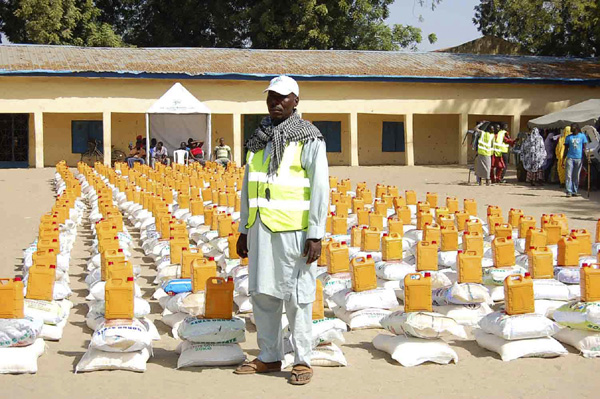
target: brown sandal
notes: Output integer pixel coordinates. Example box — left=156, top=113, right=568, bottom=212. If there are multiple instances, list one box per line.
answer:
left=234, top=359, right=282, bottom=375
left=289, top=364, right=313, bottom=385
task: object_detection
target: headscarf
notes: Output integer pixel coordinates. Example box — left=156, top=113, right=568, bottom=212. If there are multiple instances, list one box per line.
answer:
left=245, top=110, right=323, bottom=176
left=522, top=128, right=547, bottom=172
left=556, top=126, right=572, bottom=184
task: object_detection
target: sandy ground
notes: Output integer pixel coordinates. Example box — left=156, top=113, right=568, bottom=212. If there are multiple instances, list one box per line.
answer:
left=0, top=165, right=599, bottom=399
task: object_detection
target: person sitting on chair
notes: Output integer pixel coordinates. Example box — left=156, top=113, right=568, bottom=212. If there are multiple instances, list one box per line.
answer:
left=190, top=141, right=206, bottom=165
left=127, top=136, right=146, bottom=168
left=213, top=137, right=232, bottom=166
left=151, top=141, right=170, bottom=167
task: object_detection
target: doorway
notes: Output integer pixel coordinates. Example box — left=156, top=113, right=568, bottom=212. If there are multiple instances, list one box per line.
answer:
left=0, top=114, right=29, bottom=168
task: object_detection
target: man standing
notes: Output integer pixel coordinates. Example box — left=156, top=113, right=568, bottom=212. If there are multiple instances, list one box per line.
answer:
left=234, top=75, right=328, bottom=386
left=213, top=137, right=232, bottom=166
left=475, top=122, right=494, bottom=186
left=491, top=123, right=510, bottom=184
left=498, top=123, right=511, bottom=182
left=563, top=123, right=588, bottom=197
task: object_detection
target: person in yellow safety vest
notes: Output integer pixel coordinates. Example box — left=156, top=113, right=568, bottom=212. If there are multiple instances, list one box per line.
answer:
left=475, top=122, right=494, bottom=186
left=491, top=123, right=514, bottom=184
left=234, top=75, right=328, bottom=386
left=213, top=137, right=232, bottom=166
left=498, top=123, right=512, bottom=182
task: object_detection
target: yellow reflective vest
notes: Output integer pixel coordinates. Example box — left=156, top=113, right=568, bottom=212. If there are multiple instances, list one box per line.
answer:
left=494, top=130, right=509, bottom=156
left=477, top=131, right=494, bottom=156
left=246, top=142, right=310, bottom=232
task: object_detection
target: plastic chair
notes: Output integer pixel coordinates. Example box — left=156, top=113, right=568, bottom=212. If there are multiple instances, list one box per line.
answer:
left=173, top=150, right=189, bottom=165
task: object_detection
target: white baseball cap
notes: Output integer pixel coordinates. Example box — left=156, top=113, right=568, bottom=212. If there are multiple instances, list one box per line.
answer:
left=264, top=75, right=299, bottom=96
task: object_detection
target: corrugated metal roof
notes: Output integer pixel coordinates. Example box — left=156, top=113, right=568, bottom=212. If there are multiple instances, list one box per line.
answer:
left=0, top=44, right=599, bottom=82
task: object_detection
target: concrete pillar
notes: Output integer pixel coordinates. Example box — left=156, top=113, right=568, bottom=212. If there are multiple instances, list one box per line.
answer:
left=34, top=112, right=44, bottom=168
left=233, top=113, right=242, bottom=165
left=458, top=113, right=469, bottom=165
left=103, top=111, right=112, bottom=165
left=349, top=112, right=358, bottom=166
left=404, top=113, right=414, bottom=166
left=510, top=114, right=521, bottom=138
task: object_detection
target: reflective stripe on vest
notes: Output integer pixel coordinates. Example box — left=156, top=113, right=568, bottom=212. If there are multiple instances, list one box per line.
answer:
left=478, top=132, right=493, bottom=156
left=246, top=142, right=310, bottom=232
left=494, top=131, right=509, bottom=156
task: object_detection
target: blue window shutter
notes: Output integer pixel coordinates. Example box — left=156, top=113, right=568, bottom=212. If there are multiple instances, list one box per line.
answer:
left=382, top=122, right=405, bottom=152
left=72, top=121, right=103, bottom=153
left=313, top=121, right=341, bottom=152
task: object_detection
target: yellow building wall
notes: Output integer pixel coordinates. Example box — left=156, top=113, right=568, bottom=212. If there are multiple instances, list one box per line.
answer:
left=414, top=114, right=459, bottom=165
left=212, top=114, right=234, bottom=161
left=43, top=113, right=102, bottom=166
left=358, top=114, right=406, bottom=165
left=302, top=113, right=350, bottom=166
left=520, top=115, right=542, bottom=132
left=111, top=113, right=145, bottom=154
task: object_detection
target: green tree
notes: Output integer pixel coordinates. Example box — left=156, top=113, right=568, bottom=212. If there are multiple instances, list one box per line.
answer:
left=0, top=0, right=124, bottom=46
left=473, top=0, right=599, bottom=57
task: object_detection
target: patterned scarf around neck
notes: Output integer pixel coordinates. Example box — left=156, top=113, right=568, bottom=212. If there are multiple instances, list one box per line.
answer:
left=245, top=110, right=324, bottom=176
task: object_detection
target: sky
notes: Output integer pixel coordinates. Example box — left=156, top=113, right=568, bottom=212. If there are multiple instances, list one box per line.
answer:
left=387, top=0, right=482, bottom=51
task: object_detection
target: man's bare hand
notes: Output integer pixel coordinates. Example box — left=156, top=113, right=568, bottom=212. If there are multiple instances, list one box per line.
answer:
left=237, top=233, right=248, bottom=258
left=302, top=239, right=321, bottom=264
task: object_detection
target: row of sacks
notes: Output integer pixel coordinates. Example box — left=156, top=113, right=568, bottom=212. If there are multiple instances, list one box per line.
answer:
left=0, top=169, right=83, bottom=374
left=74, top=170, right=159, bottom=373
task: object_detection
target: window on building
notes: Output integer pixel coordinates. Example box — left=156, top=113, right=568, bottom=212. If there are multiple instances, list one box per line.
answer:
left=381, top=121, right=405, bottom=152
left=313, top=121, right=341, bottom=152
left=72, top=121, right=103, bottom=153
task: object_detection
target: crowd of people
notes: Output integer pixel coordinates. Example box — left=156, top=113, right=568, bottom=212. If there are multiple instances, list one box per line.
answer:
left=124, top=135, right=232, bottom=168
left=473, top=122, right=589, bottom=197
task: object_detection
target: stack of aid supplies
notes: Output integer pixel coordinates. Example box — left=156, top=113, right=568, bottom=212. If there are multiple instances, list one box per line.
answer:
left=475, top=273, right=567, bottom=361
left=373, top=272, right=461, bottom=367
left=21, top=162, right=84, bottom=342
left=75, top=163, right=158, bottom=373
left=281, top=280, right=349, bottom=368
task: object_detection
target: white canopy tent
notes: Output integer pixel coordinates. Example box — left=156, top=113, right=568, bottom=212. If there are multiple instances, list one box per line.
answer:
left=528, top=99, right=600, bottom=129
left=145, top=82, right=211, bottom=163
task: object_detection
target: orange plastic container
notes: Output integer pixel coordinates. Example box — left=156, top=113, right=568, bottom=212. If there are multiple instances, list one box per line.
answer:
left=190, top=199, right=203, bottom=216
left=101, top=249, right=126, bottom=281
left=327, top=242, right=350, bottom=274
left=318, top=238, right=333, bottom=266
left=369, top=212, right=384, bottom=230
left=26, top=264, right=56, bottom=301
left=464, top=199, right=477, bottom=217
left=381, top=194, right=394, bottom=209
left=397, top=206, right=412, bottom=225
left=356, top=181, right=367, bottom=192
left=106, top=259, right=134, bottom=281
left=435, top=206, right=450, bottom=220
left=423, top=223, right=441, bottom=246
left=417, top=201, right=431, bottom=215
left=211, top=211, right=226, bottom=231
left=191, top=257, right=218, bottom=292
left=494, top=223, right=513, bottom=239
left=37, top=238, right=60, bottom=253
left=357, top=209, right=369, bottom=226
left=403, top=273, right=432, bottom=312
left=204, top=277, right=234, bottom=319
left=329, top=176, right=338, bottom=189
left=382, top=233, right=403, bottom=261
left=463, top=231, right=484, bottom=257
left=446, top=197, right=459, bottom=214
left=417, top=241, right=438, bottom=271
left=487, top=205, right=502, bottom=218
left=487, top=215, right=504, bottom=235
left=596, top=219, right=600, bottom=243
left=351, top=255, right=377, bottom=292
left=374, top=200, right=388, bottom=216
left=504, top=274, right=534, bottom=315
left=454, top=211, right=469, bottom=232
left=0, top=278, right=25, bottom=319
left=105, top=277, right=134, bottom=320
left=359, top=188, right=373, bottom=205
left=525, top=228, right=547, bottom=252
left=312, top=279, right=325, bottom=320
left=550, top=213, right=569, bottom=236
left=375, top=184, right=386, bottom=199
left=417, top=211, right=433, bottom=230
left=557, top=236, right=580, bottom=267
left=332, top=215, right=347, bottom=235
left=387, top=185, right=399, bottom=197
left=423, top=191, right=438, bottom=208
left=508, top=208, right=524, bottom=228
left=181, top=250, right=204, bottom=279
left=519, top=216, right=536, bottom=238
left=350, top=225, right=362, bottom=248
left=170, top=237, right=189, bottom=265
left=492, top=237, right=515, bottom=267
left=466, top=220, right=483, bottom=235
left=32, top=249, right=57, bottom=269
left=544, top=221, right=562, bottom=245
left=457, top=250, right=482, bottom=283
left=218, top=214, right=234, bottom=237
left=387, top=217, right=403, bottom=236
left=361, top=227, right=381, bottom=252
left=352, top=197, right=365, bottom=214
left=393, top=196, right=406, bottom=211
left=227, top=233, right=239, bottom=260
left=580, top=264, right=600, bottom=302
left=528, top=247, right=554, bottom=279
left=335, top=201, right=349, bottom=218
left=571, top=229, right=592, bottom=256
left=438, top=214, right=454, bottom=229
left=441, top=226, right=459, bottom=252
left=405, top=190, right=417, bottom=206
left=326, top=214, right=333, bottom=234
